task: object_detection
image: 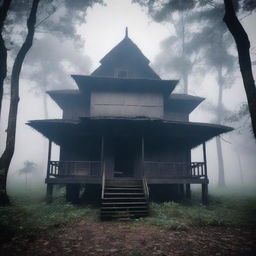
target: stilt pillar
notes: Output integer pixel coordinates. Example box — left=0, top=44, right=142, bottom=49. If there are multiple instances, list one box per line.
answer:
left=46, top=183, right=53, bottom=203
left=185, top=184, right=191, bottom=199
left=202, top=183, right=208, bottom=205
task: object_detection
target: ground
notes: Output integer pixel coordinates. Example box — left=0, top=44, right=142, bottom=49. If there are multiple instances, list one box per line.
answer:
left=1, top=187, right=256, bottom=255
left=14, top=217, right=256, bottom=256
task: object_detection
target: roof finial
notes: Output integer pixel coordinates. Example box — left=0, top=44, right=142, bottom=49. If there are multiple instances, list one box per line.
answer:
left=125, top=27, right=128, bottom=38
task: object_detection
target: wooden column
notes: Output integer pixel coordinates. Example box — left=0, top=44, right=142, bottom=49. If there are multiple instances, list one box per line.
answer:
left=203, top=142, right=208, bottom=178
left=101, top=135, right=105, bottom=177
left=141, top=136, right=145, bottom=177
left=46, top=184, right=53, bottom=203
left=202, top=142, right=208, bottom=204
left=46, top=140, right=52, bottom=179
left=185, top=184, right=191, bottom=199
left=202, top=183, right=208, bottom=205
left=46, top=140, right=53, bottom=203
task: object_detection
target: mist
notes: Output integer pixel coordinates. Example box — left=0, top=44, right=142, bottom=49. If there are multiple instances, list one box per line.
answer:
left=2, top=0, right=255, bottom=199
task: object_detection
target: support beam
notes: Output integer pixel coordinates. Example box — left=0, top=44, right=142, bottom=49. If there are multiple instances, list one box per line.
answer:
left=46, top=183, right=53, bottom=203
left=101, top=135, right=105, bottom=171
left=185, top=184, right=191, bottom=199
left=141, top=135, right=145, bottom=176
left=47, top=140, right=52, bottom=179
left=203, top=142, right=208, bottom=178
left=202, top=183, right=208, bottom=205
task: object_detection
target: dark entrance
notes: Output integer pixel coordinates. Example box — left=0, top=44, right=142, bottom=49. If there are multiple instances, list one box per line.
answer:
left=113, top=137, right=136, bottom=178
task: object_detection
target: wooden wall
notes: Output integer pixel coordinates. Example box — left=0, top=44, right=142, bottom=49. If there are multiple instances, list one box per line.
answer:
left=91, top=91, right=163, bottom=118
left=58, top=135, right=190, bottom=179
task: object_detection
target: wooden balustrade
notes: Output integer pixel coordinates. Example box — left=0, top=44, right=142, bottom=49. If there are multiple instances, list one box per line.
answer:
left=48, top=161, right=101, bottom=177
left=143, top=161, right=206, bottom=178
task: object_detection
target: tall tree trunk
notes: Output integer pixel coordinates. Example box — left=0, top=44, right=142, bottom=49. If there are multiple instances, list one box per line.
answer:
left=0, top=0, right=12, bottom=118
left=0, top=0, right=40, bottom=205
left=223, top=0, right=256, bottom=139
left=216, top=60, right=226, bottom=187
left=236, top=151, right=244, bottom=185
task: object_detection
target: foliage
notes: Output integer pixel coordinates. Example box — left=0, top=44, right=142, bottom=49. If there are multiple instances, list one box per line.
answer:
left=0, top=202, right=97, bottom=246
left=138, top=189, right=256, bottom=229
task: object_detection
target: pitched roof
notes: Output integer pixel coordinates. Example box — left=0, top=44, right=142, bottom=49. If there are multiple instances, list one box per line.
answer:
left=90, top=30, right=160, bottom=79
left=99, top=36, right=150, bottom=65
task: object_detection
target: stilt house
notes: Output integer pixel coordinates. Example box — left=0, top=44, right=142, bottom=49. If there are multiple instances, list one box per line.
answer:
left=28, top=29, right=232, bottom=219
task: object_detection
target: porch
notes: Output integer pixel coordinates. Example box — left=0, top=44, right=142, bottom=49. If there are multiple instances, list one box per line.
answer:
left=46, top=160, right=208, bottom=184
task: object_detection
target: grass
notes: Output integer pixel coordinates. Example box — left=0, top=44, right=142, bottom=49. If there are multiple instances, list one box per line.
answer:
left=137, top=186, right=256, bottom=230
left=0, top=200, right=98, bottom=248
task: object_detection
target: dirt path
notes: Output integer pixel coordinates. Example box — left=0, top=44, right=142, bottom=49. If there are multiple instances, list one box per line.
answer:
left=20, top=216, right=255, bottom=256
left=2, top=215, right=255, bottom=256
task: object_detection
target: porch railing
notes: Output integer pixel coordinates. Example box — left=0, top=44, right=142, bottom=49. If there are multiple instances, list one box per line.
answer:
left=48, top=161, right=101, bottom=177
left=143, top=161, right=206, bottom=178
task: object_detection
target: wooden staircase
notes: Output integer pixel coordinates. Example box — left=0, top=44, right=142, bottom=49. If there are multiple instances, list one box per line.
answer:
left=101, top=178, right=149, bottom=220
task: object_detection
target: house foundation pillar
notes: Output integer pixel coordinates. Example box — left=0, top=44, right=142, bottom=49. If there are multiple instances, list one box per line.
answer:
left=185, top=184, right=191, bottom=199
left=46, top=183, right=53, bottom=203
left=202, top=183, right=208, bottom=205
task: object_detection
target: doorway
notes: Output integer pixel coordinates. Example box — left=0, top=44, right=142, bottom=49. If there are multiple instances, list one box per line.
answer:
left=113, top=137, right=136, bottom=178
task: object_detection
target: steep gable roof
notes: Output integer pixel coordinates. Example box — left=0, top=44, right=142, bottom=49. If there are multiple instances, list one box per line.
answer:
left=91, top=28, right=160, bottom=79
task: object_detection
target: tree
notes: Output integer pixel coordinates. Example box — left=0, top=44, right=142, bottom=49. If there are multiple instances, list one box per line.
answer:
left=223, top=0, right=256, bottom=139
left=0, top=0, right=103, bottom=205
left=0, top=0, right=12, bottom=117
left=135, top=0, right=236, bottom=187
left=0, top=0, right=40, bottom=205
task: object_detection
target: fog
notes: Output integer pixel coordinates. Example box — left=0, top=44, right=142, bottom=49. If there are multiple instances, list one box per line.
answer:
left=1, top=0, right=256, bottom=200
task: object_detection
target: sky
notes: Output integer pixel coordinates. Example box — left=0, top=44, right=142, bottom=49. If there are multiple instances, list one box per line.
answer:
left=1, top=0, right=256, bottom=196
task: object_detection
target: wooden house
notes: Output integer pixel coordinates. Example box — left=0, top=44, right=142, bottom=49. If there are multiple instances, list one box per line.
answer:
left=28, top=29, right=232, bottom=219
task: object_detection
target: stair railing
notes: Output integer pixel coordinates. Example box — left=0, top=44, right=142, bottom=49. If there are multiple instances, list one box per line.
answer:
left=142, top=176, right=149, bottom=200
left=101, top=162, right=106, bottom=200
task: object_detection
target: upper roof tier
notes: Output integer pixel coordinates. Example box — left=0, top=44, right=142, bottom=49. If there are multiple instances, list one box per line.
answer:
left=71, top=75, right=178, bottom=94
left=91, top=28, right=160, bottom=79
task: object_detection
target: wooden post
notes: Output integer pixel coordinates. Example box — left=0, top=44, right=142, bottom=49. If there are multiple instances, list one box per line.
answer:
left=202, top=183, right=208, bottom=205
left=101, top=135, right=104, bottom=169
left=202, top=142, right=208, bottom=178
left=46, top=183, right=53, bottom=203
left=185, top=184, right=191, bottom=199
left=141, top=136, right=145, bottom=177
left=47, top=140, right=52, bottom=179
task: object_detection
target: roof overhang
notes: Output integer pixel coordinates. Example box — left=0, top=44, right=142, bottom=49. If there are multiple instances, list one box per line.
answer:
left=47, top=90, right=82, bottom=109
left=27, top=117, right=233, bottom=148
left=71, top=75, right=178, bottom=95
left=166, top=94, right=205, bottom=114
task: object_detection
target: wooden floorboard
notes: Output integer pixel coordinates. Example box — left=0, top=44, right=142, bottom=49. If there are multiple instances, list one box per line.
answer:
left=45, top=177, right=208, bottom=185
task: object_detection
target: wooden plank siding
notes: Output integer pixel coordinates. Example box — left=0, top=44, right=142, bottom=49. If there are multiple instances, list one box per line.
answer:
left=90, top=91, right=163, bottom=118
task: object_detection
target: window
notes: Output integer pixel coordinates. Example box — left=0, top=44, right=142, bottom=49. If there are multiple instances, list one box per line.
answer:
left=116, top=69, right=128, bottom=78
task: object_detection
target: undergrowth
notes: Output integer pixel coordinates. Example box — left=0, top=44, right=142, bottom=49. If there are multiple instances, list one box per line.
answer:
left=0, top=201, right=97, bottom=247
left=137, top=191, right=256, bottom=230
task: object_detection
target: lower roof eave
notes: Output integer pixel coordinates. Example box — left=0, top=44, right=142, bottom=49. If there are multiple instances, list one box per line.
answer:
left=27, top=118, right=233, bottom=149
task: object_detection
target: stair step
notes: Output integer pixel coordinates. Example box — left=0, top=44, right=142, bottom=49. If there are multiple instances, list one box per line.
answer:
left=101, top=213, right=148, bottom=217
left=105, top=188, right=143, bottom=191
left=101, top=206, right=148, bottom=210
left=103, top=197, right=146, bottom=200
left=105, top=184, right=142, bottom=188
left=102, top=202, right=147, bottom=205
left=104, top=193, right=145, bottom=195
left=101, top=210, right=148, bottom=214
